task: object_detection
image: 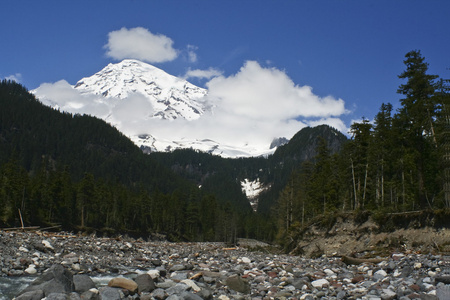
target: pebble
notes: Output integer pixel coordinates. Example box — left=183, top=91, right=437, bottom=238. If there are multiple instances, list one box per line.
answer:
left=1, top=231, right=449, bottom=300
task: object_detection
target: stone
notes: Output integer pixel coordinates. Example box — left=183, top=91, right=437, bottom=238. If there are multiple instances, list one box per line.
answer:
left=166, top=282, right=190, bottom=295
left=17, top=264, right=74, bottom=297
left=374, top=269, right=388, bottom=281
left=311, top=278, right=329, bottom=289
left=436, top=285, right=450, bottom=300
left=181, top=279, right=201, bottom=292
left=108, top=277, right=138, bottom=293
left=46, top=293, right=69, bottom=300
left=147, top=269, right=160, bottom=279
left=324, top=268, right=335, bottom=276
left=170, top=264, right=186, bottom=272
left=80, top=289, right=100, bottom=300
left=196, top=288, right=213, bottom=299
left=157, top=279, right=176, bottom=289
left=19, top=246, right=29, bottom=252
left=241, top=257, right=251, bottom=264
left=15, top=290, right=45, bottom=300
left=352, top=274, right=365, bottom=283
left=73, top=274, right=96, bottom=293
left=380, top=288, right=396, bottom=300
left=170, top=271, right=188, bottom=280
left=151, top=259, right=162, bottom=266
left=226, top=274, right=251, bottom=294
left=25, top=265, right=37, bottom=275
left=42, top=240, right=55, bottom=252
left=69, top=292, right=82, bottom=300
left=336, top=290, right=346, bottom=299
left=99, top=286, right=124, bottom=300
left=152, top=288, right=168, bottom=300
left=180, top=291, right=203, bottom=300
left=435, top=275, right=450, bottom=284
left=135, top=273, right=156, bottom=293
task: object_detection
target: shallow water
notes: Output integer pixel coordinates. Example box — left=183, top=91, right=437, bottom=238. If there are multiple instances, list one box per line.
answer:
left=0, top=273, right=137, bottom=299
left=0, top=276, right=35, bottom=299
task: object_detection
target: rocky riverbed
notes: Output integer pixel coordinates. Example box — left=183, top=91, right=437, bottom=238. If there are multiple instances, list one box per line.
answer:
left=1, top=231, right=450, bottom=299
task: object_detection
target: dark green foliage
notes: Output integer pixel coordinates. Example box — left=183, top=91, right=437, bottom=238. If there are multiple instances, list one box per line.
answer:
left=0, top=80, right=253, bottom=241
left=272, top=50, right=450, bottom=245
left=258, top=125, right=348, bottom=214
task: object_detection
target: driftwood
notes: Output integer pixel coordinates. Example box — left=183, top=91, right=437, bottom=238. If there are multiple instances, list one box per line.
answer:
left=39, top=225, right=62, bottom=231
left=222, top=247, right=237, bottom=251
left=189, top=272, right=203, bottom=280
left=2, top=226, right=40, bottom=231
left=341, top=255, right=386, bottom=265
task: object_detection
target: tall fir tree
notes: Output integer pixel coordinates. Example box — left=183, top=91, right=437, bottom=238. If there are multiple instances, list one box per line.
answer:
left=396, top=50, right=439, bottom=209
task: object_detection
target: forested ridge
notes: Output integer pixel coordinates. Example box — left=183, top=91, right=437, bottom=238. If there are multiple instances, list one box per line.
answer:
left=0, top=50, right=449, bottom=246
left=273, top=50, right=450, bottom=247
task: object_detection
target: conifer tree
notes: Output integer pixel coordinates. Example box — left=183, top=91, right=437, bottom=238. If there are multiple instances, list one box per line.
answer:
left=396, top=50, right=439, bottom=209
left=371, top=103, right=394, bottom=208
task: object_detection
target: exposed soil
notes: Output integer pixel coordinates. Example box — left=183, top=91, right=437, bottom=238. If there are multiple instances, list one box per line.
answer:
left=290, top=211, right=450, bottom=258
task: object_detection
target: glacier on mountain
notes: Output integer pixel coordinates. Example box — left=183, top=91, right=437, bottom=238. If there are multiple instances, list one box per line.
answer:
left=74, top=59, right=208, bottom=121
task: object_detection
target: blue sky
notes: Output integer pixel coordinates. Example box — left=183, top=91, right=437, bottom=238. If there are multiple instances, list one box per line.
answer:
left=2, top=0, right=450, bottom=136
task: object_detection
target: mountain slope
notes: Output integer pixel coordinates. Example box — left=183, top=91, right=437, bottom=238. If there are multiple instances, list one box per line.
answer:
left=152, top=125, right=348, bottom=214
left=257, top=125, right=348, bottom=213
left=0, top=80, right=189, bottom=193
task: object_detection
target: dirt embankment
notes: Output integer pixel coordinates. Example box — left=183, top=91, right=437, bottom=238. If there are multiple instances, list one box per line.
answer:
left=290, top=210, right=450, bottom=258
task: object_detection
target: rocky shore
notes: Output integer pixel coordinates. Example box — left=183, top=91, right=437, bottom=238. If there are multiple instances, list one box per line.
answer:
left=1, top=231, right=450, bottom=299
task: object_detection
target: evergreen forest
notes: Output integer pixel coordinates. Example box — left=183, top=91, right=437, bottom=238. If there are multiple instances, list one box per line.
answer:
left=0, top=50, right=449, bottom=246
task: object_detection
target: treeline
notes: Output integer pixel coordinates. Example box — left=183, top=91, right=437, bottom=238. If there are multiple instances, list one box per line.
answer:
left=274, top=50, right=450, bottom=245
left=0, top=157, right=268, bottom=241
left=0, top=80, right=275, bottom=242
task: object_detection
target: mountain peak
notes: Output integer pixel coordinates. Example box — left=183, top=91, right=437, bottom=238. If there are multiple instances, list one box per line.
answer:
left=74, top=59, right=208, bottom=120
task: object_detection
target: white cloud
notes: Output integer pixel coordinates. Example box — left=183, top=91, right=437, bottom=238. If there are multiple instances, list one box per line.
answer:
left=206, top=61, right=347, bottom=120
left=184, top=68, right=223, bottom=80
left=32, top=80, right=110, bottom=118
left=186, top=45, right=198, bottom=63
left=4, top=73, right=22, bottom=83
left=105, top=27, right=178, bottom=63
left=110, top=93, right=154, bottom=128
left=305, top=117, right=349, bottom=134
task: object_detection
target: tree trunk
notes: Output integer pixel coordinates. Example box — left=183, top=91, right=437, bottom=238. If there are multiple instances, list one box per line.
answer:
left=351, top=159, right=358, bottom=209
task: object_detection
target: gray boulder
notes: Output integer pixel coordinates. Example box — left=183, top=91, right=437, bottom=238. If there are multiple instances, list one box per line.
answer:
left=134, top=273, right=156, bottom=293
left=14, top=290, right=45, bottom=300
left=225, top=274, right=250, bottom=294
left=73, top=274, right=96, bottom=293
left=46, top=293, right=70, bottom=300
left=17, top=264, right=74, bottom=297
left=98, top=286, right=125, bottom=300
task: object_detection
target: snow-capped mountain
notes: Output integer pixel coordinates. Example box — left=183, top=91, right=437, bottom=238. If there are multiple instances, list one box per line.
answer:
left=74, top=59, right=207, bottom=121
left=33, top=59, right=279, bottom=158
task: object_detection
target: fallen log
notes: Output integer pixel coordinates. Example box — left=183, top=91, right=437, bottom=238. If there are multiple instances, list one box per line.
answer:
left=341, top=255, right=386, bottom=265
left=222, top=247, right=237, bottom=251
left=2, top=226, right=40, bottom=231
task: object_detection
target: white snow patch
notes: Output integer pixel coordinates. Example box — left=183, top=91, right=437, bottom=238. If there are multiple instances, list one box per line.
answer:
left=241, top=178, right=269, bottom=211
